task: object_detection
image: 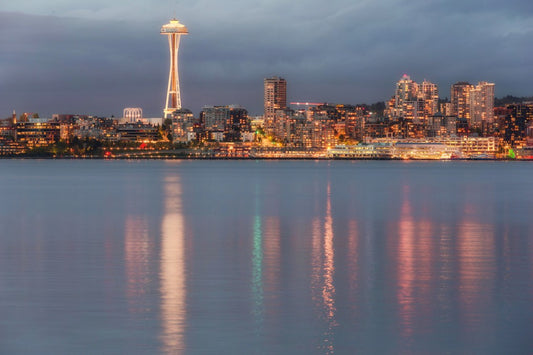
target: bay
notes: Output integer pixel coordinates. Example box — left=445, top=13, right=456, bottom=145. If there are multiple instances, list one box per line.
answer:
left=0, top=160, right=532, bottom=354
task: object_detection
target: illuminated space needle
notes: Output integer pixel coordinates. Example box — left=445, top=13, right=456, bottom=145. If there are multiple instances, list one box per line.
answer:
left=161, top=19, right=188, bottom=118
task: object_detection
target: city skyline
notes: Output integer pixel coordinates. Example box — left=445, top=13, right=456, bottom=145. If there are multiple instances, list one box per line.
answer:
left=1, top=0, right=532, bottom=117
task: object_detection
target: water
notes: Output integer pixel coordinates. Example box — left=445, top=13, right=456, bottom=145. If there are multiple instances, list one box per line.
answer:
left=0, top=160, right=532, bottom=354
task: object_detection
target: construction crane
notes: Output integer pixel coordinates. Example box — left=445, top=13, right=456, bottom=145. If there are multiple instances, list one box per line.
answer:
left=290, top=102, right=324, bottom=107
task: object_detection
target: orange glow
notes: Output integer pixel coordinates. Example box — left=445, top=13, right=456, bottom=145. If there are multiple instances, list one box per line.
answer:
left=322, top=184, right=336, bottom=322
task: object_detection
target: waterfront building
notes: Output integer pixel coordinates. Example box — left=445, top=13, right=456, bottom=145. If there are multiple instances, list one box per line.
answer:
left=392, top=142, right=455, bottom=159
left=0, top=141, right=25, bottom=155
left=272, top=108, right=295, bottom=140
left=201, top=106, right=229, bottom=132
left=210, top=131, right=224, bottom=142
left=264, top=77, right=287, bottom=127
left=327, top=143, right=392, bottom=159
left=15, top=122, right=61, bottom=147
left=343, top=106, right=366, bottom=142
left=502, top=103, right=533, bottom=147
left=527, top=125, right=533, bottom=146
left=427, top=114, right=457, bottom=137
left=469, top=82, right=495, bottom=129
left=274, top=110, right=307, bottom=146
left=434, top=136, right=497, bottom=157
left=224, top=106, right=250, bottom=142
left=116, top=123, right=159, bottom=142
left=72, top=117, right=115, bottom=141
left=161, top=19, right=188, bottom=118
left=364, top=136, right=497, bottom=158
left=172, top=108, right=195, bottom=142
left=241, top=132, right=255, bottom=142
left=200, top=105, right=250, bottom=142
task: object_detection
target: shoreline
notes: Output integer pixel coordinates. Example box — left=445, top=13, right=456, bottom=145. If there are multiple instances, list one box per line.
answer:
left=0, top=155, right=524, bottom=161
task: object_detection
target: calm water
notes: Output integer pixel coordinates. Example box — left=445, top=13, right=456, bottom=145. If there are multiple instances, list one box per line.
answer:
left=0, top=160, right=532, bottom=354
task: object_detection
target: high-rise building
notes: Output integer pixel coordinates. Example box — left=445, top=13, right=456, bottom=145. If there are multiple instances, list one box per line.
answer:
left=264, top=77, right=287, bottom=123
left=451, top=82, right=473, bottom=119
left=161, top=19, right=188, bottom=118
left=394, top=75, right=419, bottom=120
left=469, top=81, right=495, bottom=127
left=420, top=80, right=439, bottom=118
left=392, top=75, right=437, bottom=122
left=395, top=75, right=418, bottom=105
left=451, top=81, right=495, bottom=130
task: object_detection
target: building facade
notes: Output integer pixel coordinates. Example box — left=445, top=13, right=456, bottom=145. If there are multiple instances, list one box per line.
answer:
left=264, top=77, right=287, bottom=126
left=391, top=75, right=438, bottom=122
left=451, top=82, right=473, bottom=120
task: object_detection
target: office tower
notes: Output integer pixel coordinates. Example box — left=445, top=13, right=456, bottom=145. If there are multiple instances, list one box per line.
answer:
left=161, top=19, right=188, bottom=118
left=264, top=77, right=287, bottom=123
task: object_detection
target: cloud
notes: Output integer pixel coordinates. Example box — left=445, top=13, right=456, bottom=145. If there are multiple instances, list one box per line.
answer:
left=1, top=0, right=533, bottom=117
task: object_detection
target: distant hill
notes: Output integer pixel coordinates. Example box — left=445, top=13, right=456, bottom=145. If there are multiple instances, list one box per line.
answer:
left=495, top=95, right=533, bottom=106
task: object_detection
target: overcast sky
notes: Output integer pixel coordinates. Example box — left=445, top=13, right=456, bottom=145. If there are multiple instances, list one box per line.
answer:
left=1, top=0, right=532, bottom=117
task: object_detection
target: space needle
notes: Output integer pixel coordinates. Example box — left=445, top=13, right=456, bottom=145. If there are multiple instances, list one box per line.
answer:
left=161, top=19, right=188, bottom=118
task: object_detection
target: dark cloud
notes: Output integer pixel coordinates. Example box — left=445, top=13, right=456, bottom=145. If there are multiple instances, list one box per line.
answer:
left=1, top=0, right=533, bottom=117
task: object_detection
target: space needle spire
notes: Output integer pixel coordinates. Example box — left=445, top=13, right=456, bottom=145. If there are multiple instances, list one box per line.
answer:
left=161, top=19, right=188, bottom=118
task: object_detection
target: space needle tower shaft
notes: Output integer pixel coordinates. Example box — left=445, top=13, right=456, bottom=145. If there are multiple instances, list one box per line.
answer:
left=161, top=19, right=188, bottom=118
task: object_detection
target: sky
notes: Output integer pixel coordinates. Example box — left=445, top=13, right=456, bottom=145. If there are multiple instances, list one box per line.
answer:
left=1, top=0, right=532, bottom=117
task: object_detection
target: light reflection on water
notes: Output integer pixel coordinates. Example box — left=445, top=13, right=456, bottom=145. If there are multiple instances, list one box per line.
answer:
left=311, top=183, right=337, bottom=354
left=396, top=186, right=417, bottom=339
left=124, top=215, right=150, bottom=314
left=0, top=160, right=532, bottom=354
left=160, top=174, right=186, bottom=353
left=347, top=219, right=359, bottom=313
left=251, top=191, right=264, bottom=332
left=457, top=220, right=496, bottom=334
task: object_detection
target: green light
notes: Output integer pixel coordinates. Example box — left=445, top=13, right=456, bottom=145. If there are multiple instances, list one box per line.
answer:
left=251, top=210, right=264, bottom=331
